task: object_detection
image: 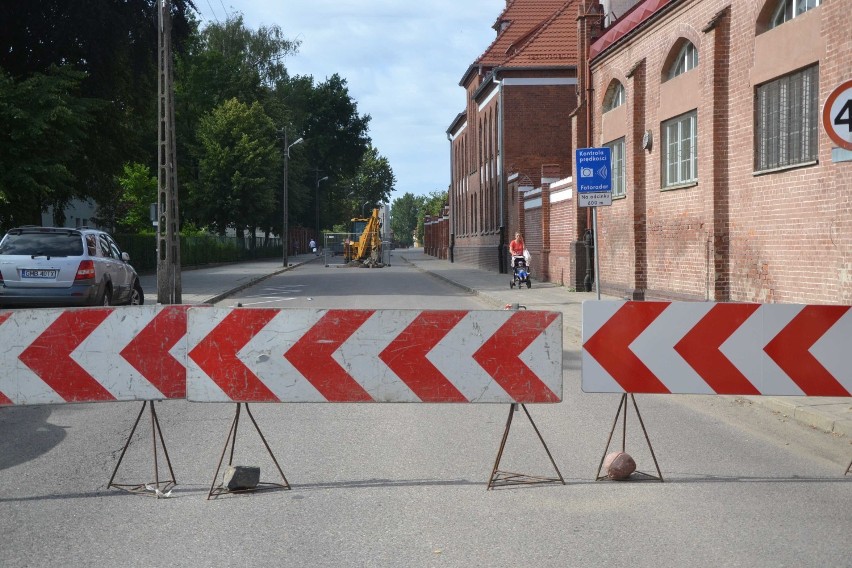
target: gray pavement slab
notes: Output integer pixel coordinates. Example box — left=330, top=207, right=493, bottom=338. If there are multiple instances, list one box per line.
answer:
left=138, top=253, right=321, bottom=305
left=139, top=248, right=851, bottom=441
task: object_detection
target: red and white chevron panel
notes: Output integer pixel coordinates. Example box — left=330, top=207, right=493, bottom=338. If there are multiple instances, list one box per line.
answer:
left=582, top=301, right=851, bottom=396
left=186, top=308, right=563, bottom=403
left=0, top=305, right=190, bottom=406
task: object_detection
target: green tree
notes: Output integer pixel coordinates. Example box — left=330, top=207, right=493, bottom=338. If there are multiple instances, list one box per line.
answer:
left=177, top=14, right=299, bottom=120
left=0, top=67, right=98, bottom=230
left=281, top=74, right=371, bottom=231
left=176, top=14, right=300, bottom=237
left=0, top=0, right=195, bottom=213
left=93, top=162, right=157, bottom=234
left=192, top=98, right=282, bottom=235
left=416, top=190, right=448, bottom=245
left=390, top=192, right=425, bottom=247
left=341, top=144, right=395, bottom=219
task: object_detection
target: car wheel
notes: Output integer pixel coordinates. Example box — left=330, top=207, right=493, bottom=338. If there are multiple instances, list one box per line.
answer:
left=129, top=282, right=144, bottom=306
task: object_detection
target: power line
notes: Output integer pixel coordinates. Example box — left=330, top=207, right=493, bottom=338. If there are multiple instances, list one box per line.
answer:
left=218, top=0, right=230, bottom=20
left=204, top=0, right=220, bottom=23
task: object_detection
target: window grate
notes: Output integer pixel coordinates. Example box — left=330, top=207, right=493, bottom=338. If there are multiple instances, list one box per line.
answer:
left=755, top=65, right=817, bottom=171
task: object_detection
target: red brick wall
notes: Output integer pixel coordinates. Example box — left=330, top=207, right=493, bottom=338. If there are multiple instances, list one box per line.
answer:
left=548, top=189, right=580, bottom=287
left=450, top=71, right=578, bottom=272
left=589, top=0, right=851, bottom=303
left=503, top=85, right=577, bottom=187
left=443, top=0, right=849, bottom=303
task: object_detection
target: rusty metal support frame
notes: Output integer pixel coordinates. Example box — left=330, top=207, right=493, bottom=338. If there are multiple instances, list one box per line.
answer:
left=108, top=400, right=176, bottom=498
left=845, top=458, right=851, bottom=476
left=208, top=403, right=290, bottom=499
left=488, top=403, right=565, bottom=489
left=595, top=393, right=663, bottom=482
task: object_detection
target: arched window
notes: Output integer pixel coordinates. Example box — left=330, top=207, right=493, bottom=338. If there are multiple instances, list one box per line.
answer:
left=603, top=81, right=625, bottom=112
left=770, top=0, right=820, bottom=29
left=667, top=41, right=698, bottom=80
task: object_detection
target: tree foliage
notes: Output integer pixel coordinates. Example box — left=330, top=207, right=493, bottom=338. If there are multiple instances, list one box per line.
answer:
left=0, top=4, right=393, bottom=237
left=391, top=192, right=425, bottom=247
left=193, top=98, right=281, bottom=234
left=0, top=67, right=98, bottom=228
left=415, top=190, right=448, bottom=245
left=288, top=74, right=374, bottom=231
left=0, top=0, right=195, bottom=230
left=178, top=17, right=380, bottom=234
left=348, top=145, right=395, bottom=215
left=111, top=162, right=158, bottom=234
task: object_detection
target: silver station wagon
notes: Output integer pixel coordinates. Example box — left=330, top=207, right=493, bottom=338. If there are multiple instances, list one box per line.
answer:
left=0, top=226, right=144, bottom=307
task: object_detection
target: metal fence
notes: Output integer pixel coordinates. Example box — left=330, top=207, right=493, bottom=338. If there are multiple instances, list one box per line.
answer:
left=322, top=232, right=356, bottom=266
left=322, top=232, right=385, bottom=267
left=115, top=234, right=283, bottom=273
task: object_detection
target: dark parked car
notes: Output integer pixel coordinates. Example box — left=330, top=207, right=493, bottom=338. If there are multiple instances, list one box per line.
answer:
left=0, top=226, right=144, bottom=307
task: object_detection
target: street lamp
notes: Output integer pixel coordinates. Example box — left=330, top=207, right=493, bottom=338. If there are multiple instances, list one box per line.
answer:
left=361, top=201, right=371, bottom=217
left=315, top=175, right=328, bottom=238
left=282, top=133, right=304, bottom=266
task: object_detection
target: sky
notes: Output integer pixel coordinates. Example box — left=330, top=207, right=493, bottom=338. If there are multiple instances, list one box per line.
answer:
left=191, top=0, right=506, bottom=204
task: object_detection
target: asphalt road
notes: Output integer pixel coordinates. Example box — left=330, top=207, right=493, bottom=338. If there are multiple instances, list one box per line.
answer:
left=1, top=261, right=849, bottom=567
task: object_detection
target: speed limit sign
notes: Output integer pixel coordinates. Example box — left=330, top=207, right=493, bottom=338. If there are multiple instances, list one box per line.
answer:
left=823, top=80, right=852, bottom=150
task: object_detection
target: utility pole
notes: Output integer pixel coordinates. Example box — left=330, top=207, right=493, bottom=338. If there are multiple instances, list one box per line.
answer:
left=281, top=131, right=304, bottom=266
left=315, top=170, right=328, bottom=237
left=157, top=0, right=181, bottom=304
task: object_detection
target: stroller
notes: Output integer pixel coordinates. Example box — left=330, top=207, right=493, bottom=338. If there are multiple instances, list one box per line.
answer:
left=510, top=254, right=532, bottom=289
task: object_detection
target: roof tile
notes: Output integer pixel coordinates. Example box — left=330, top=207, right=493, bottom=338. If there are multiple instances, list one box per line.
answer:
left=502, top=1, right=579, bottom=67
left=476, top=0, right=575, bottom=68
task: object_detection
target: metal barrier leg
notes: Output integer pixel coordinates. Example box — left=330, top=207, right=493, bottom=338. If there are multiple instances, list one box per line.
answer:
left=595, top=393, right=663, bottom=482
left=845, top=458, right=851, bottom=476
left=488, top=403, right=565, bottom=489
left=108, top=400, right=177, bottom=497
left=208, top=403, right=290, bottom=499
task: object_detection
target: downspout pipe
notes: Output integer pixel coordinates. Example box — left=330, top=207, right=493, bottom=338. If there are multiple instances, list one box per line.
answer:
left=496, top=77, right=506, bottom=274
left=446, top=131, right=455, bottom=262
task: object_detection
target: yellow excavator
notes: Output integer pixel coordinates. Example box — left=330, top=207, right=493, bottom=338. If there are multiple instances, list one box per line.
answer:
left=344, top=207, right=382, bottom=263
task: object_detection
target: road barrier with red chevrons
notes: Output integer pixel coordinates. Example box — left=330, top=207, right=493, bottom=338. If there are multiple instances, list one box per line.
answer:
left=0, top=305, right=190, bottom=405
left=582, top=301, right=851, bottom=396
left=0, top=307, right=563, bottom=405
left=187, top=308, right=563, bottom=404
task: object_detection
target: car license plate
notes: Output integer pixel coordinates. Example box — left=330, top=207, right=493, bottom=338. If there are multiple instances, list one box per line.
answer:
left=21, top=269, right=58, bottom=279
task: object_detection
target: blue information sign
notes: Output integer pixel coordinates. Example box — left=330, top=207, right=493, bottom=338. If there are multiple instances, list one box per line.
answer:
left=575, top=148, right=612, bottom=207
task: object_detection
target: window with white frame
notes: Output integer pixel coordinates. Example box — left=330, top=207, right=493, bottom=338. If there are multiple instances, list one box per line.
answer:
left=662, top=111, right=697, bottom=187
left=604, top=138, right=626, bottom=198
left=667, top=41, right=698, bottom=80
left=770, top=0, right=820, bottom=29
left=603, top=81, right=625, bottom=112
left=755, top=65, right=818, bottom=171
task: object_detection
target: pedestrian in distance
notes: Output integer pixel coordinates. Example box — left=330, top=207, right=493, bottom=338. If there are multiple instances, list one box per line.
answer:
left=509, top=232, right=525, bottom=258
left=309, top=238, right=318, bottom=256
left=509, top=231, right=531, bottom=271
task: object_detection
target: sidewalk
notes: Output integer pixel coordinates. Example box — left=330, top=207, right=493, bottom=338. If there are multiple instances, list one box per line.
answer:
left=138, top=253, right=321, bottom=305
left=141, top=248, right=851, bottom=440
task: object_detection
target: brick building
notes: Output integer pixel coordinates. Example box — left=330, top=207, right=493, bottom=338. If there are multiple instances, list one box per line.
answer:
left=447, top=0, right=585, bottom=274
left=588, top=0, right=850, bottom=303
left=440, top=0, right=850, bottom=303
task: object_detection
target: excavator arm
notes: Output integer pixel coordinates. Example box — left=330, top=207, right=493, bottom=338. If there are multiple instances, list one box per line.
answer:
left=344, top=208, right=382, bottom=262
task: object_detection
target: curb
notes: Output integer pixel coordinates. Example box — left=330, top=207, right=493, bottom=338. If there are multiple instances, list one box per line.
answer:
left=201, top=257, right=318, bottom=304
left=398, top=255, right=505, bottom=309
left=748, top=396, right=852, bottom=438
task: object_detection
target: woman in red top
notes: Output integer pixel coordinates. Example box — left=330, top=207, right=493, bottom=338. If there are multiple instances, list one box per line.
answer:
left=509, top=232, right=525, bottom=258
